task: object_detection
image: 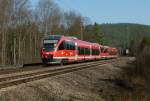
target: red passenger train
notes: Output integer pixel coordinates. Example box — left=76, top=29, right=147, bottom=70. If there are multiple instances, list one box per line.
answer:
left=40, top=35, right=118, bottom=64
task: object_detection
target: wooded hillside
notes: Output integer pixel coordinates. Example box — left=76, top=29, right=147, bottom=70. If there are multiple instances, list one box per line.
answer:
left=101, top=23, right=150, bottom=47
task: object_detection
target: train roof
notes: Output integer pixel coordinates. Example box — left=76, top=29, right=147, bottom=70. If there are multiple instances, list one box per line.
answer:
left=65, top=36, right=78, bottom=40
left=44, top=35, right=99, bottom=46
left=63, top=36, right=99, bottom=46
left=43, top=35, right=117, bottom=49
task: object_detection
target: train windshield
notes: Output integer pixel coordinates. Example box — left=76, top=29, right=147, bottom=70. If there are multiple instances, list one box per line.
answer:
left=43, top=40, right=58, bottom=52
left=42, top=35, right=61, bottom=52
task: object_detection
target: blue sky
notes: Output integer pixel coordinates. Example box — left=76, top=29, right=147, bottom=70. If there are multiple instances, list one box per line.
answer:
left=31, top=0, right=150, bottom=25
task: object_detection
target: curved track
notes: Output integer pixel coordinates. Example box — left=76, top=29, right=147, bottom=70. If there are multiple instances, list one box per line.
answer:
left=0, top=59, right=119, bottom=89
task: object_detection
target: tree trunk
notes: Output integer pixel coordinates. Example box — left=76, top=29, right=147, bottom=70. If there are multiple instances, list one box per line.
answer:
left=13, top=38, right=16, bottom=65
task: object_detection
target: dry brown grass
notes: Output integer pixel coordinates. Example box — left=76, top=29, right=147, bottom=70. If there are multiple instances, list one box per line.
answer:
left=117, top=46, right=150, bottom=101
left=128, top=46, right=150, bottom=85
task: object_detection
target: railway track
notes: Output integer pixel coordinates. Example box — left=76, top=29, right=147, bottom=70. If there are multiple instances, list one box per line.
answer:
left=0, top=59, right=119, bottom=89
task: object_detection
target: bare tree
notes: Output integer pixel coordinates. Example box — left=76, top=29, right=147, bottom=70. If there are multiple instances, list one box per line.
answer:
left=0, top=0, right=90, bottom=66
left=0, top=0, right=9, bottom=65
left=64, top=11, right=85, bottom=39
left=36, top=0, right=61, bottom=35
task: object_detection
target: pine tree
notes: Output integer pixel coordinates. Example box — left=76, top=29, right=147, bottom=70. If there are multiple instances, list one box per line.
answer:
left=92, top=22, right=104, bottom=44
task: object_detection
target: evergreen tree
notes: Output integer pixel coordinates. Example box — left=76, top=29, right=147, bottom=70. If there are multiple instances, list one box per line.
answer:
left=92, top=22, right=104, bottom=44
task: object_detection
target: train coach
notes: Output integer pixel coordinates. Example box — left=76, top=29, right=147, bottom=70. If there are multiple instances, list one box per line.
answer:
left=100, top=46, right=118, bottom=59
left=40, top=35, right=118, bottom=65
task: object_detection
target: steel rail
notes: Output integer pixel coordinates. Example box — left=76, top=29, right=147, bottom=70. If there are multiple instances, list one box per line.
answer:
left=0, top=59, right=118, bottom=89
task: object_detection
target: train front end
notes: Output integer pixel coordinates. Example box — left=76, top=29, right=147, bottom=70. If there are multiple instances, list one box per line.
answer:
left=40, top=35, right=61, bottom=64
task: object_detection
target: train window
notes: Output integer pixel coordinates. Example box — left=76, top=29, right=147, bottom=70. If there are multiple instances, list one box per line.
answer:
left=58, top=41, right=65, bottom=50
left=81, top=48, right=83, bottom=55
left=92, top=49, right=95, bottom=55
left=78, top=47, right=79, bottom=54
left=84, top=48, right=90, bottom=55
left=81, top=48, right=83, bottom=54
left=58, top=41, right=75, bottom=50
left=70, top=42, right=75, bottom=50
left=84, top=48, right=87, bottom=55
left=92, top=49, right=100, bottom=55
left=88, top=48, right=90, bottom=55
left=78, top=47, right=81, bottom=55
left=65, top=41, right=69, bottom=50
left=96, top=49, right=100, bottom=55
left=85, top=48, right=87, bottom=55
left=65, top=41, right=75, bottom=50
left=78, top=47, right=84, bottom=55
left=78, top=47, right=91, bottom=55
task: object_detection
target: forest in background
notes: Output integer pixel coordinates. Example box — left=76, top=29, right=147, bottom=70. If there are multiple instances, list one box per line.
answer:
left=0, top=0, right=150, bottom=66
left=101, top=23, right=150, bottom=55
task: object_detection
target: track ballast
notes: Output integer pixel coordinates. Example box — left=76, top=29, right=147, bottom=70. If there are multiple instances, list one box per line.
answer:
left=0, top=59, right=119, bottom=89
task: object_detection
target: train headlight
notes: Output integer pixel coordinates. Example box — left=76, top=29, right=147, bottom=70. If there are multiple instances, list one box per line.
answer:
left=46, top=52, right=49, bottom=55
left=61, top=51, right=64, bottom=55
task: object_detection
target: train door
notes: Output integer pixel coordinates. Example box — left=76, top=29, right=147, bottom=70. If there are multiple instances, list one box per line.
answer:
left=75, top=42, right=78, bottom=60
left=90, top=45, right=92, bottom=59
